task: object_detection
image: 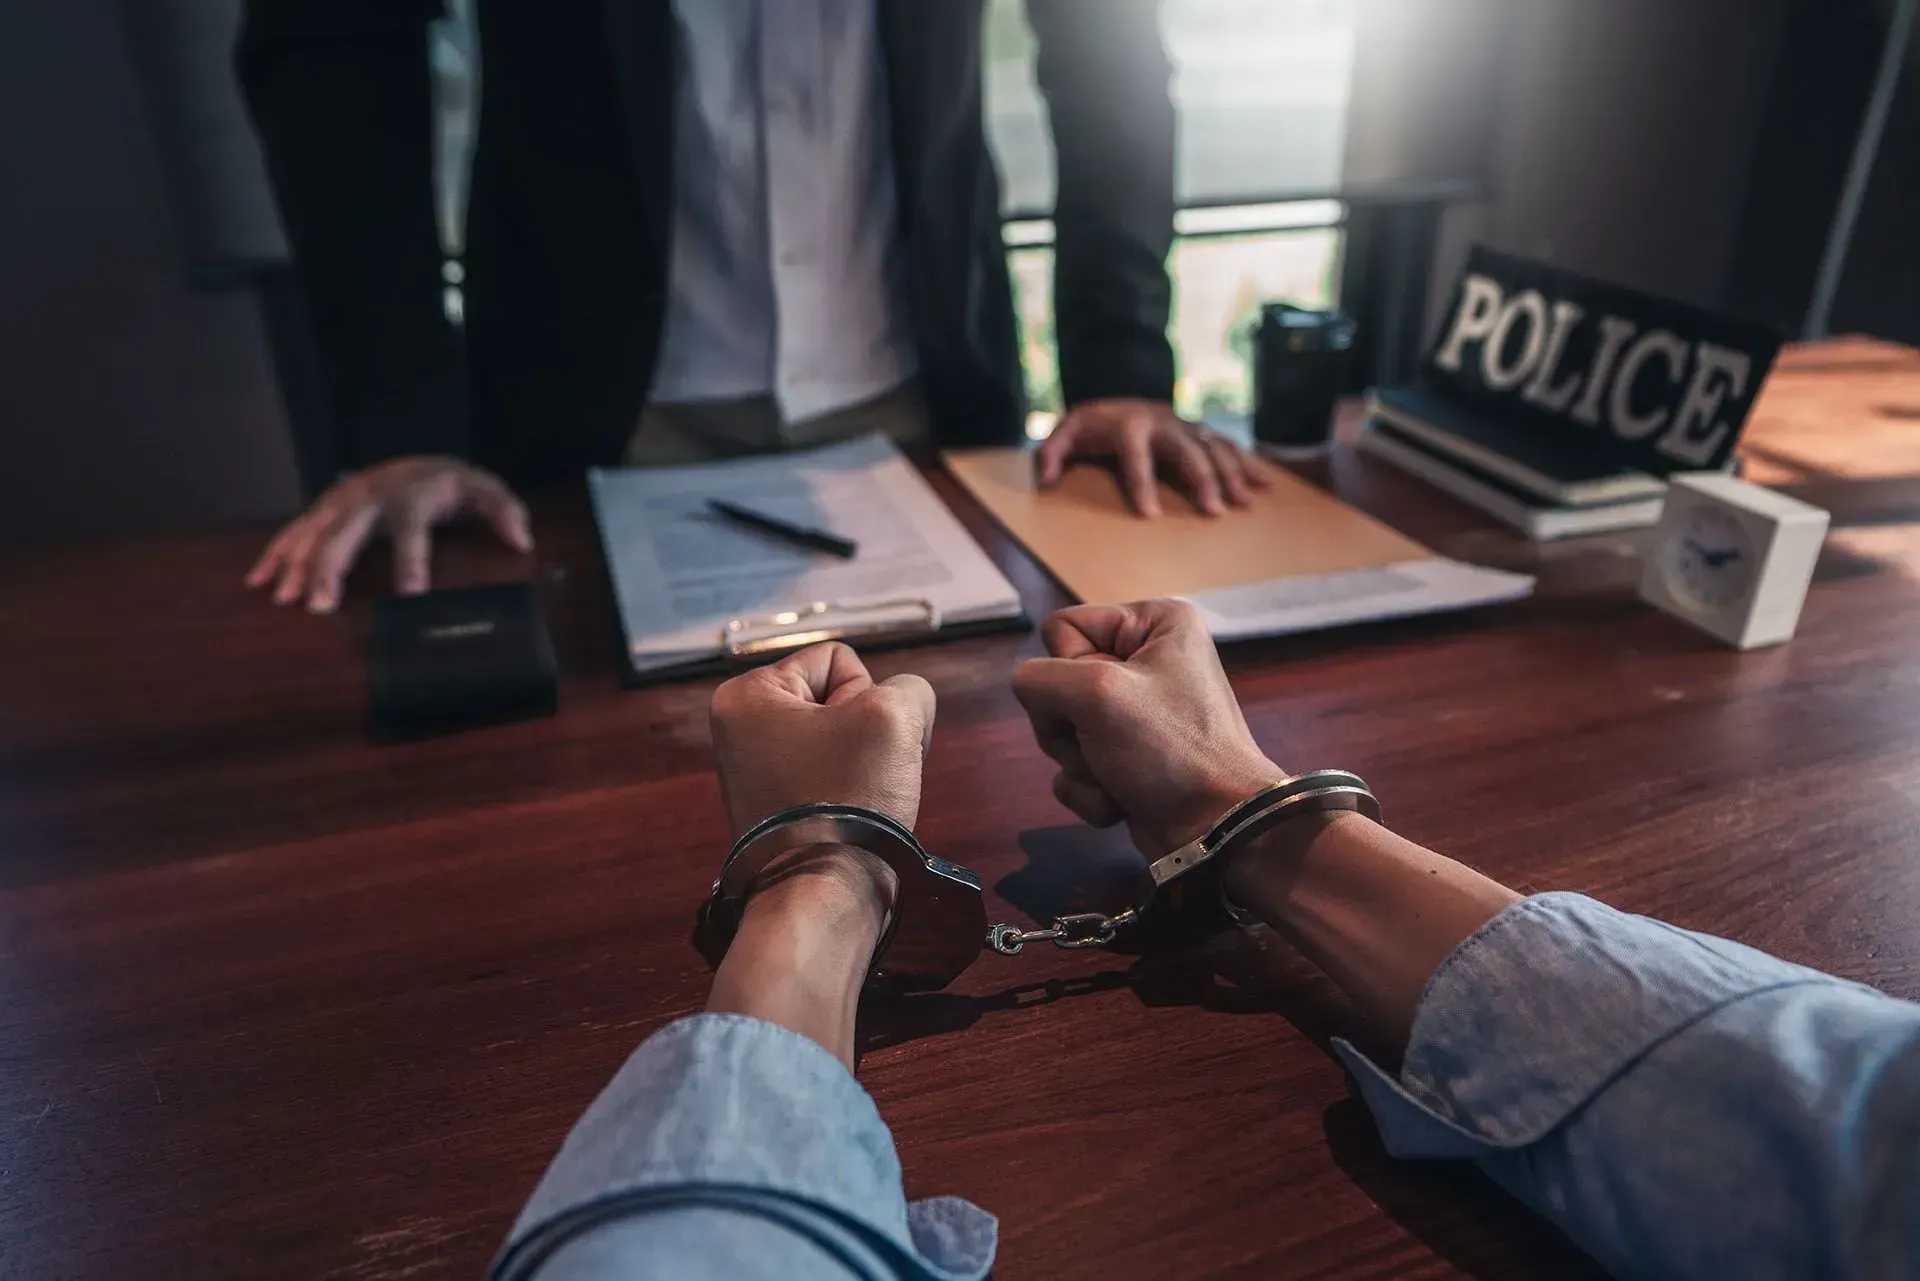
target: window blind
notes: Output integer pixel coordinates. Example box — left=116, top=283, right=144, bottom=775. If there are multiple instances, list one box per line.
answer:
left=985, top=0, right=1363, bottom=215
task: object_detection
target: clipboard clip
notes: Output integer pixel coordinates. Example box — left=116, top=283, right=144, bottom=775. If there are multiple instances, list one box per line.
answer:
left=721, top=598, right=943, bottom=661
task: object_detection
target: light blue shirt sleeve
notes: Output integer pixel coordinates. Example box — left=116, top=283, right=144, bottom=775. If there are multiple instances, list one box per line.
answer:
left=1337, top=892, right=1920, bottom=1281
left=492, top=1014, right=995, bottom=1281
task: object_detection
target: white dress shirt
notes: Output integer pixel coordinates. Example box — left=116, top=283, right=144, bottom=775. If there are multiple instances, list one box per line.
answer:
left=649, top=0, right=917, bottom=425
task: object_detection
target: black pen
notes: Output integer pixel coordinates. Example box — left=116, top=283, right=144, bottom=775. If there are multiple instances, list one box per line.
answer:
left=706, top=498, right=859, bottom=559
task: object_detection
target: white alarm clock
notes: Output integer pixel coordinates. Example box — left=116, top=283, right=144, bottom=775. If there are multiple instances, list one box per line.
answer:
left=1639, top=473, right=1830, bottom=649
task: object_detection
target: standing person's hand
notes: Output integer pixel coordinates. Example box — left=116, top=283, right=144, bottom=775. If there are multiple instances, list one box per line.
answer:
left=1011, top=598, right=1285, bottom=856
left=245, top=456, right=534, bottom=613
left=1034, top=398, right=1266, bottom=518
left=710, top=642, right=937, bottom=839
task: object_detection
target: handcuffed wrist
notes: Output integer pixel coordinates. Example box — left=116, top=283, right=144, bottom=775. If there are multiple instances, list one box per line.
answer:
left=1132, top=773, right=1380, bottom=939
left=698, top=805, right=986, bottom=993
left=739, top=843, right=897, bottom=940
left=1219, top=809, right=1368, bottom=912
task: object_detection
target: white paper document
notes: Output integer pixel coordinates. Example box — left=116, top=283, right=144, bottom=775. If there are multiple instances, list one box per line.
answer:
left=1183, top=560, right=1536, bottom=642
left=590, top=435, right=1023, bottom=677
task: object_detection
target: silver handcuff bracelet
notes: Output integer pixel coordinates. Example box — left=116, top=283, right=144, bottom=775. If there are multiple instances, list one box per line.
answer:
left=696, top=771, right=1380, bottom=992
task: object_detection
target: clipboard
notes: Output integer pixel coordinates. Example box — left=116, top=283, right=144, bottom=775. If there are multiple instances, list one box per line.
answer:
left=588, top=435, right=1030, bottom=685
left=605, top=593, right=1031, bottom=688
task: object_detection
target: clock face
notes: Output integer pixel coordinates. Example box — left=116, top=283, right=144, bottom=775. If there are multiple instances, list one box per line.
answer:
left=1663, top=503, right=1758, bottom=615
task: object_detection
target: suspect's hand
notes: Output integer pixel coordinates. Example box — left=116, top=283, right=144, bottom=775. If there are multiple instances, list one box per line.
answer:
left=1012, top=598, right=1284, bottom=856
left=245, top=455, right=533, bottom=613
left=1034, top=398, right=1265, bottom=518
left=710, top=642, right=936, bottom=839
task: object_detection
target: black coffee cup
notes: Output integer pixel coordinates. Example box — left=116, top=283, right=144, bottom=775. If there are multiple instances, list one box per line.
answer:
left=1251, top=303, right=1356, bottom=458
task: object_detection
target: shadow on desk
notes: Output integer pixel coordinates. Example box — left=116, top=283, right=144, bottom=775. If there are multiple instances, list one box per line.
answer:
left=862, top=824, right=1610, bottom=1280
left=1323, top=1100, right=1608, bottom=1280
left=858, top=934, right=1363, bottom=1053
left=860, top=824, right=1370, bottom=1059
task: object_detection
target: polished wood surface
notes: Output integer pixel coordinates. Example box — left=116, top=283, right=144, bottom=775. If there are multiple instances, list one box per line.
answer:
left=5, top=340, right=1920, bottom=1279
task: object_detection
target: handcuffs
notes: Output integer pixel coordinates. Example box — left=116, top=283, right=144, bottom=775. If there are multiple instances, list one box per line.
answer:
left=696, top=771, right=1380, bottom=992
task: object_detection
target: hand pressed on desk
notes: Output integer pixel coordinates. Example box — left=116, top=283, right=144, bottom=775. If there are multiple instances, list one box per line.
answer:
left=246, top=455, right=533, bottom=613
left=1035, top=397, right=1266, bottom=518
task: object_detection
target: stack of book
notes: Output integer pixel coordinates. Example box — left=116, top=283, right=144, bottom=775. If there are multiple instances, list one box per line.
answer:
left=1358, top=385, right=1667, bottom=541
left=1351, top=245, right=1781, bottom=543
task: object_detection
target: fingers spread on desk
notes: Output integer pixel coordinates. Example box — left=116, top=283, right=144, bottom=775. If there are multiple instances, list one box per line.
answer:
left=269, top=517, right=326, bottom=607
left=305, top=505, right=380, bottom=614
left=246, top=519, right=301, bottom=590
left=462, top=471, right=534, bottom=552
left=1033, top=405, right=1109, bottom=491
left=1116, top=423, right=1163, bottom=518
left=1036, top=402, right=1251, bottom=519
left=1160, top=429, right=1224, bottom=516
left=1033, top=420, right=1072, bottom=490
left=391, top=516, right=433, bottom=596
left=1206, top=434, right=1258, bottom=505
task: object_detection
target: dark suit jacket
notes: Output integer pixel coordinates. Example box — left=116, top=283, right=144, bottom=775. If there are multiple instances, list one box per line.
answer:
left=237, top=0, right=1176, bottom=487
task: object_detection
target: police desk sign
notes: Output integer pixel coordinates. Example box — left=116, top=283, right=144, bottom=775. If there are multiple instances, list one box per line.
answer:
left=1425, top=247, right=1783, bottom=477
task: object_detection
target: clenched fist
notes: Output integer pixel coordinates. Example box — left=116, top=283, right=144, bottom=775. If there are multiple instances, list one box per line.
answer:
left=710, top=642, right=936, bottom=840
left=1012, top=598, right=1285, bottom=856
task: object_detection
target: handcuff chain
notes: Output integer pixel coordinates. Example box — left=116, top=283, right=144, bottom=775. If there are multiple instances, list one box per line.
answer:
left=979, top=772, right=1380, bottom=960
left=985, top=908, right=1140, bottom=955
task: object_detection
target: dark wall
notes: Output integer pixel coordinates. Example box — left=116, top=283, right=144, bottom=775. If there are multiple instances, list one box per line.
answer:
left=1424, top=0, right=1790, bottom=337
left=0, top=0, right=300, bottom=549
left=1721, top=0, right=1886, bottom=334
left=1827, top=2, right=1920, bottom=344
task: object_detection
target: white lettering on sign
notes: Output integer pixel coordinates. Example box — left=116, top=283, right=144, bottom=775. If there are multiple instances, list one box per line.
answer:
left=1432, top=274, right=1502, bottom=372
left=1520, top=300, right=1586, bottom=412
left=1660, top=343, right=1751, bottom=466
left=1482, top=289, right=1548, bottom=391
left=1434, top=272, right=1761, bottom=468
left=1610, top=329, right=1688, bottom=439
left=1570, top=315, right=1638, bottom=428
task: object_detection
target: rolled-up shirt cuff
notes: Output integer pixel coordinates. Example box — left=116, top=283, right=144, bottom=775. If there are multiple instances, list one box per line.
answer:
left=1334, top=892, right=1846, bottom=1158
left=492, top=1013, right=996, bottom=1281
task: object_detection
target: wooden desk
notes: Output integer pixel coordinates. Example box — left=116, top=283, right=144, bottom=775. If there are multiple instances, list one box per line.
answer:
left=5, top=340, right=1919, bottom=1280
